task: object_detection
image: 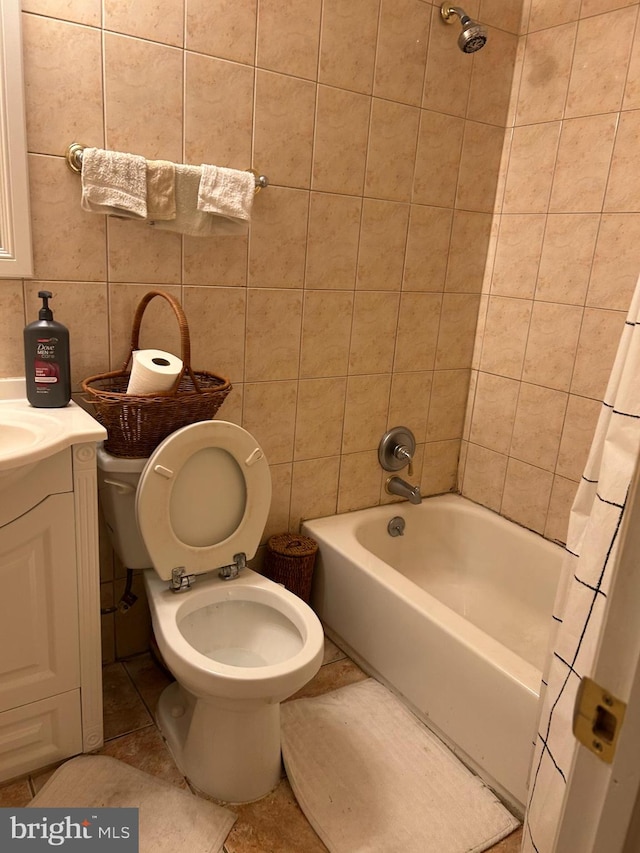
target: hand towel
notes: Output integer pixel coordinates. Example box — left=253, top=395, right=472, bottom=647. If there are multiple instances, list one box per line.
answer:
left=80, top=147, right=147, bottom=219
left=197, top=164, right=254, bottom=224
left=146, top=159, right=176, bottom=221
left=149, top=164, right=248, bottom=237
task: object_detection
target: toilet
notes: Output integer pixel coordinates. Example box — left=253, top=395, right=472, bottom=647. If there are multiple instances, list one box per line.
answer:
left=96, top=420, right=324, bottom=803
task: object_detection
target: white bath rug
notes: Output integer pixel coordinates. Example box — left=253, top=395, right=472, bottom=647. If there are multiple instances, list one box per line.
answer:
left=28, top=755, right=236, bottom=853
left=281, top=678, right=520, bottom=853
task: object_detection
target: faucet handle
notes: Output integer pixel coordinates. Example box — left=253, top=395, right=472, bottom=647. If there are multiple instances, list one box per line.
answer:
left=394, top=444, right=414, bottom=477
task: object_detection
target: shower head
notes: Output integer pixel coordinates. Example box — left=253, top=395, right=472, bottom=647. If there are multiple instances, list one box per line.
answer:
left=440, top=4, right=488, bottom=54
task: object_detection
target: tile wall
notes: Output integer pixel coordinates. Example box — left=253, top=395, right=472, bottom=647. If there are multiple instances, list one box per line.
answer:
left=461, top=0, right=640, bottom=542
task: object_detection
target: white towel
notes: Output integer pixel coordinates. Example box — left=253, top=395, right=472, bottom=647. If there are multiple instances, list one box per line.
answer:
left=149, top=165, right=248, bottom=237
left=80, top=147, right=147, bottom=219
left=146, top=159, right=176, bottom=221
left=197, top=164, right=254, bottom=224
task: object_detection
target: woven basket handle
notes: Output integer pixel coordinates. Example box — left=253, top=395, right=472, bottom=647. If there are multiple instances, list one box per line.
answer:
left=123, top=290, right=201, bottom=393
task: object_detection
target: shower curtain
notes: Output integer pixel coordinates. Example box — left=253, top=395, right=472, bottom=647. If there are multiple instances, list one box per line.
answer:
left=522, top=274, right=640, bottom=853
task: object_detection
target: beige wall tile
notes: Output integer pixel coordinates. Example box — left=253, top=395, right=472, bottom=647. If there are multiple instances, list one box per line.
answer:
left=387, top=371, right=433, bottom=444
left=445, top=212, right=493, bottom=294
left=29, top=154, right=107, bottom=282
left=306, top=194, right=361, bottom=290
left=545, top=475, right=578, bottom=545
left=107, top=284, right=182, bottom=369
left=556, top=394, right=601, bottom=481
left=522, top=302, right=583, bottom=392
left=349, top=292, right=400, bottom=375
left=256, top=0, right=321, bottom=80
left=357, top=200, right=409, bottom=290
left=581, top=0, right=637, bottom=16
left=571, top=308, right=627, bottom=399
left=248, top=187, right=308, bottom=287
left=107, top=219, right=181, bottom=284
left=185, top=53, right=253, bottom=169
left=218, top=383, right=243, bottom=425
left=300, top=291, right=354, bottom=378
left=510, top=382, right=567, bottom=470
left=342, top=375, right=392, bottom=454
left=394, top=292, right=442, bottom=373
left=461, top=443, right=508, bottom=512
left=263, top=463, right=292, bottom=541
left=25, top=280, right=108, bottom=391
left=290, top=457, right=340, bottom=530
left=426, top=369, right=470, bottom=442
left=456, top=122, right=504, bottom=213
left=536, top=214, right=600, bottom=305
left=467, top=28, right=518, bottom=127
left=423, top=5, right=473, bottom=118
left=242, top=381, right=297, bottom=465
left=104, top=0, right=184, bottom=46
left=23, top=0, right=101, bottom=25
left=183, top=235, right=249, bottom=287
left=565, top=7, right=637, bottom=118
left=403, top=205, right=453, bottom=292
left=549, top=115, right=617, bottom=213
left=254, top=71, right=315, bottom=189
left=23, top=14, right=104, bottom=155
left=491, top=214, right=545, bottom=298
left=245, top=289, right=303, bottom=381
left=413, top=111, right=465, bottom=208
left=182, top=286, right=246, bottom=383
left=480, top=0, right=522, bottom=32
left=374, top=0, right=430, bottom=107
left=294, top=377, right=347, bottom=460
left=104, top=34, right=183, bottom=161
left=479, top=296, right=532, bottom=378
left=312, top=86, right=371, bottom=195
left=528, top=0, right=581, bottom=30
left=186, top=0, right=257, bottom=64
left=0, top=282, right=27, bottom=376
left=501, top=458, right=553, bottom=534
left=337, top=450, right=383, bottom=513
left=604, top=110, right=640, bottom=213
left=435, top=294, right=481, bottom=370
left=365, top=100, right=420, bottom=202
left=502, top=122, right=561, bottom=214
left=421, top=439, right=459, bottom=496
left=623, top=23, right=640, bottom=109
left=515, top=24, right=576, bottom=126
left=587, top=214, right=640, bottom=311
left=319, top=0, right=379, bottom=94
left=469, top=372, right=519, bottom=454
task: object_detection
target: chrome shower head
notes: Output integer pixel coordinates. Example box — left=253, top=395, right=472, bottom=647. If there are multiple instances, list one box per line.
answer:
left=440, top=4, right=488, bottom=54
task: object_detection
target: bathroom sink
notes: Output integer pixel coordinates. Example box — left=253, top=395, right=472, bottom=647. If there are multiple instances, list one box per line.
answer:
left=0, top=378, right=107, bottom=475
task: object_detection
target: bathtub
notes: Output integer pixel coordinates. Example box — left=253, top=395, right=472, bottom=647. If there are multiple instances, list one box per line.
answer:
left=302, top=493, right=563, bottom=810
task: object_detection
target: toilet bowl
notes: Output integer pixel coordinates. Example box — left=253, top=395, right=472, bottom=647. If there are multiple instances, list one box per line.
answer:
left=96, top=421, right=324, bottom=803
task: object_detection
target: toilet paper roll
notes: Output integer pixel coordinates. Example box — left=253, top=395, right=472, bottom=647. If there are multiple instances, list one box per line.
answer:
left=126, top=349, right=183, bottom=395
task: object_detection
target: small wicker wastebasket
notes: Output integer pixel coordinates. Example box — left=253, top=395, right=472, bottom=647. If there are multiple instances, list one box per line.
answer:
left=264, top=534, right=318, bottom=603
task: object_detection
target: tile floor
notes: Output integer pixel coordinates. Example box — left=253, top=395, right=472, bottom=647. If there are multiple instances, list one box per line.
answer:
left=0, top=637, right=523, bottom=852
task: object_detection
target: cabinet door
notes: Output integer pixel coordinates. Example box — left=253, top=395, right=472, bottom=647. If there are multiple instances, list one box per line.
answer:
left=0, top=493, right=80, bottom=712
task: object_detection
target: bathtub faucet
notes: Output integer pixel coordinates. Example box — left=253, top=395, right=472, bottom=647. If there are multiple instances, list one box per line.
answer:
left=386, top=476, right=422, bottom=505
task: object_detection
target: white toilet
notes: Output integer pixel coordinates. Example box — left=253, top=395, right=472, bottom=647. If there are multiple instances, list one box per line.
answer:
left=97, top=420, right=324, bottom=803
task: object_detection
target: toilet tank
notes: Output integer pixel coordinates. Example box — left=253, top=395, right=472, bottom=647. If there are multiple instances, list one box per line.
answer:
left=96, top=445, right=153, bottom=570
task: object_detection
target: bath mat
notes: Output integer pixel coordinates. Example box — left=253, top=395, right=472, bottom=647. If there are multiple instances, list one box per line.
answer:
left=29, top=755, right=236, bottom=853
left=281, top=678, right=519, bottom=853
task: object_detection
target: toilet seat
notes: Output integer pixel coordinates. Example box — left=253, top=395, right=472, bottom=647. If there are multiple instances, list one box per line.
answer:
left=136, top=421, right=271, bottom=581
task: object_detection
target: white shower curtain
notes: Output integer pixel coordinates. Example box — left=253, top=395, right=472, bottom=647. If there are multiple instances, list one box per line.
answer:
left=522, top=275, right=640, bottom=853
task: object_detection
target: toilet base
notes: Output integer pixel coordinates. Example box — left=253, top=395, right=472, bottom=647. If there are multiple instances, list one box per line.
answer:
left=156, top=682, right=283, bottom=803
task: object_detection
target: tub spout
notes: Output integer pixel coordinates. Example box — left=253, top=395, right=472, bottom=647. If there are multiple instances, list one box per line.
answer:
left=386, top=476, right=422, bottom=505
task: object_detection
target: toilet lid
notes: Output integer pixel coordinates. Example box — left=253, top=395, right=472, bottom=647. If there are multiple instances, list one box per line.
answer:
left=136, top=421, right=271, bottom=581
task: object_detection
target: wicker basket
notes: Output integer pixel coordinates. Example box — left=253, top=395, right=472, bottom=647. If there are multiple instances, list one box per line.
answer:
left=82, top=290, right=231, bottom=458
left=264, top=534, right=318, bottom=603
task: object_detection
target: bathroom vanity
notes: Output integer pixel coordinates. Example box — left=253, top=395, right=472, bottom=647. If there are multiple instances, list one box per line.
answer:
left=0, top=379, right=106, bottom=782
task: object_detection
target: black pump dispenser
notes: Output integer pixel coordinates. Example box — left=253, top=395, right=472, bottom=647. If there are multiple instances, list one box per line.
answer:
left=23, top=291, right=71, bottom=407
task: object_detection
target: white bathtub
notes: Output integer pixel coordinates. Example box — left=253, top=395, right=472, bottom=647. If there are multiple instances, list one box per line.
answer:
left=302, top=493, right=563, bottom=810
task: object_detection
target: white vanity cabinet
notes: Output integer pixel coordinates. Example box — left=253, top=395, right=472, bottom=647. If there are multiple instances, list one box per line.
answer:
left=0, top=384, right=106, bottom=783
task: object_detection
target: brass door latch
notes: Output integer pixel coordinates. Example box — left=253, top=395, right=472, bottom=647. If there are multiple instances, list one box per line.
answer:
left=573, top=677, right=626, bottom=763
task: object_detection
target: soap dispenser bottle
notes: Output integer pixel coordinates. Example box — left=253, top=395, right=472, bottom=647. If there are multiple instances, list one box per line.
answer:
left=23, top=291, right=71, bottom=407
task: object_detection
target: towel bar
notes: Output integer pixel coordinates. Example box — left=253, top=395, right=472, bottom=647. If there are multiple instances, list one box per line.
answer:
left=64, top=142, right=269, bottom=192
